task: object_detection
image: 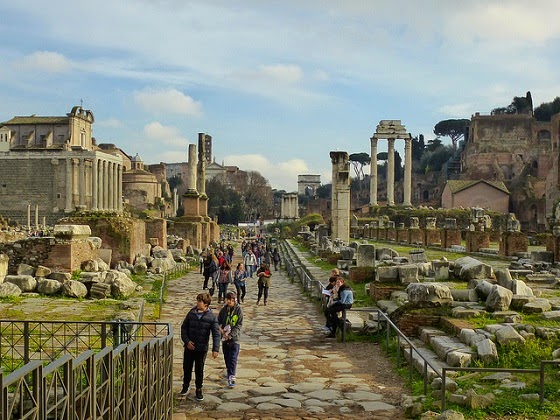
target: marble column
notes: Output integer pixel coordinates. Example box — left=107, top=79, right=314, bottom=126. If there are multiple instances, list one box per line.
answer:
left=79, top=158, right=86, bottom=207
left=65, top=158, right=73, bottom=212
left=369, top=137, right=378, bottom=206
left=387, top=138, right=395, bottom=206
left=92, top=158, right=98, bottom=210
left=117, top=164, right=123, bottom=212
left=98, top=160, right=104, bottom=210
left=103, top=161, right=109, bottom=211
left=113, top=163, right=119, bottom=211
left=187, top=144, right=197, bottom=192
left=404, top=138, right=412, bottom=206
left=108, top=162, right=114, bottom=210
left=35, top=205, right=39, bottom=230
left=27, top=204, right=31, bottom=230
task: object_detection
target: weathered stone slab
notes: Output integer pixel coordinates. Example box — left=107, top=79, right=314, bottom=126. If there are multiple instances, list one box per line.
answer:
left=356, top=244, right=375, bottom=267
left=376, top=266, right=399, bottom=283
left=36, top=279, right=62, bottom=295
left=451, top=288, right=478, bottom=302
left=53, top=224, right=92, bottom=239
left=494, top=325, right=525, bottom=345
left=62, top=280, right=88, bottom=298
left=476, top=338, right=498, bottom=364
left=0, top=282, right=22, bottom=297
left=5, top=275, right=36, bottom=292
left=523, top=298, right=551, bottom=314
left=485, top=285, right=513, bottom=311
left=542, top=310, right=560, bottom=321
left=398, top=265, right=419, bottom=284
left=453, top=257, right=493, bottom=280
left=17, top=263, right=35, bottom=276
left=406, top=283, right=453, bottom=304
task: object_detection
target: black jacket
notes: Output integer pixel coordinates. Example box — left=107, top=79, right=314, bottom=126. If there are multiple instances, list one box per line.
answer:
left=217, top=304, right=243, bottom=342
left=181, top=307, right=220, bottom=353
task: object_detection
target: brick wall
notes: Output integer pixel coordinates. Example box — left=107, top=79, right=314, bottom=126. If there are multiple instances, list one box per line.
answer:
left=370, top=283, right=404, bottom=301
left=145, top=218, right=167, bottom=250
left=396, top=314, right=441, bottom=337
left=499, top=231, right=528, bottom=256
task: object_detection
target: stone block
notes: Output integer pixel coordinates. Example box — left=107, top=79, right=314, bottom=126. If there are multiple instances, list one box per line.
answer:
left=0, top=282, right=22, bottom=297
left=62, top=280, right=88, bottom=298
left=376, top=265, right=399, bottom=283
left=453, top=256, right=493, bottom=280
left=17, top=263, right=35, bottom=276
left=5, top=275, right=37, bottom=292
left=494, top=325, right=525, bottom=345
left=36, top=279, right=62, bottom=295
left=53, top=224, right=92, bottom=240
left=485, top=285, right=513, bottom=311
left=356, top=244, right=375, bottom=267
left=523, top=298, right=551, bottom=314
left=406, top=283, right=453, bottom=304
left=397, top=264, right=419, bottom=284
left=450, top=288, right=478, bottom=302
left=476, top=338, right=498, bottom=364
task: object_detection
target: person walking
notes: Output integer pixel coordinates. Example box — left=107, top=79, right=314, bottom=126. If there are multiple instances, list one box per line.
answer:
left=233, top=262, right=247, bottom=303
left=243, top=249, right=257, bottom=278
left=256, top=263, right=272, bottom=306
left=180, top=292, right=221, bottom=401
left=271, top=247, right=281, bottom=271
left=217, top=261, right=232, bottom=304
left=202, top=253, right=219, bottom=290
left=218, top=291, right=243, bottom=388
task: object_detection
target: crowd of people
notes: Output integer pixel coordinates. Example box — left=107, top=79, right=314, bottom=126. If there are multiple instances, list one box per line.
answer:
left=180, top=237, right=354, bottom=402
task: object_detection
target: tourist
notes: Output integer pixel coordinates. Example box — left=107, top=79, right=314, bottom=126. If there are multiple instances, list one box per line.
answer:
left=325, top=276, right=354, bottom=338
left=243, top=249, right=257, bottom=278
left=218, top=291, right=243, bottom=388
left=233, top=262, right=247, bottom=303
left=271, top=247, right=281, bottom=271
left=321, top=269, right=340, bottom=333
left=202, top=252, right=219, bottom=291
left=262, top=247, right=273, bottom=266
left=217, top=261, right=233, bottom=304
left=256, top=263, right=272, bottom=306
left=180, top=292, right=220, bottom=401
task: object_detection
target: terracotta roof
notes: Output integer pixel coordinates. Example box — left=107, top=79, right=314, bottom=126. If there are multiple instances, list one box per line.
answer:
left=2, top=116, right=69, bottom=125
left=446, top=180, right=509, bottom=195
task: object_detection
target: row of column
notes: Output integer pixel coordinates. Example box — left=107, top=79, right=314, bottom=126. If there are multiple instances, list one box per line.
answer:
left=370, top=137, right=412, bottom=207
left=64, top=157, right=122, bottom=212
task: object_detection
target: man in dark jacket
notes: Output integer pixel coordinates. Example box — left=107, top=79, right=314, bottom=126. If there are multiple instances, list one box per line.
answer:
left=181, top=292, right=220, bottom=401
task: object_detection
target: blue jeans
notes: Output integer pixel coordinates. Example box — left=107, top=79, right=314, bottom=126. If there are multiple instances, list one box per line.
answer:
left=246, top=265, right=255, bottom=278
left=218, top=282, right=228, bottom=301
left=222, top=340, right=240, bottom=379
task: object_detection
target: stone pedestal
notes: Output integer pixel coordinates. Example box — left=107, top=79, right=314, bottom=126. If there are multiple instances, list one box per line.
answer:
left=466, top=231, right=490, bottom=253
left=409, top=229, right=424, bottom=245
left=424, top=229, right=441, bottom=246
left=499, top=232, right=528, bottom=257
left=182, top=194, right=203, bottom=220
left=386, top=227, right=397, bottom=242
left=441, top=229, right=461, bottom=249
left=396, top=228, right=408, bottom=243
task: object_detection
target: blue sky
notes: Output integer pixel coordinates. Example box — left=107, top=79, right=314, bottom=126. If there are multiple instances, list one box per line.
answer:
left=2, top=0, right=560, bottom=191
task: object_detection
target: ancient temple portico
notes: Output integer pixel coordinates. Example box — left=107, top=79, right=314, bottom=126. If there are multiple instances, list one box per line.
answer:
left=370, top=120, right=412, bottom=207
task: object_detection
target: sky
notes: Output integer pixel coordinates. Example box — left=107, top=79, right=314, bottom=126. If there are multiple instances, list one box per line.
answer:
left=2, top=0, right=560, bottom=192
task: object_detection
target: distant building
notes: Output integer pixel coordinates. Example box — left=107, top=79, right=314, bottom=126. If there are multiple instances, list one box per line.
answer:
left=298, top=174, right=321, bottom=197
left=442, top=180, right=509, bottom=214
left=0, top=106, right=123, bottom=225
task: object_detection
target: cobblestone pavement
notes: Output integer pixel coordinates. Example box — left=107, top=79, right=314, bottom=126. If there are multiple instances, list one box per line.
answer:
left=160, top=262, right=406, bottom=420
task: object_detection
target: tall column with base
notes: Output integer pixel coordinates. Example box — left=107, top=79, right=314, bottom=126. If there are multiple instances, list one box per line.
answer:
left=403, top=137, right=412, bottom=206
left=387, top=138, right=395, bottom=206
left=370, top=137, right=378, bottom=206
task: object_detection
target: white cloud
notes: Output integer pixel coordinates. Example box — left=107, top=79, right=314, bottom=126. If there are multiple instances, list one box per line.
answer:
left=143, top=122, right=190, bottom=148
left=17, top=51, right=72, bottom=73
left=134, top=88, right=202, bottom=117
left=96, top=118, right=123, bottom=128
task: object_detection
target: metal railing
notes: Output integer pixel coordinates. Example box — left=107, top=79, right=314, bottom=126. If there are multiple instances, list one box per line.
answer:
left=377, top=310, right=560, bottom=409
left=0, top=320, right=173, bottom=420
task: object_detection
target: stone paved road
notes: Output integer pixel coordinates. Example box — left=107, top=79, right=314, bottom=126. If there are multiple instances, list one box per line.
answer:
left=160, top=262, right=406, bottom=419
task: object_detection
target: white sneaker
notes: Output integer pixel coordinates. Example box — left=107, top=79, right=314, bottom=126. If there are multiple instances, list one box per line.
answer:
left=321, top=326, right=330, bottom=332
